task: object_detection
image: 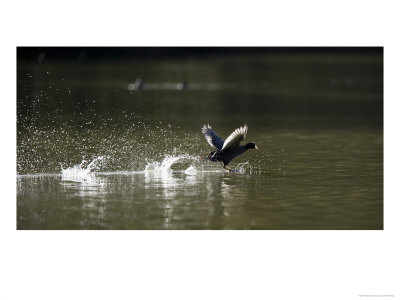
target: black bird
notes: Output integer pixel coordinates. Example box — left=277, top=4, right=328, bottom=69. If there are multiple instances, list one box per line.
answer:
left=201, top=124, right=258, bottom=171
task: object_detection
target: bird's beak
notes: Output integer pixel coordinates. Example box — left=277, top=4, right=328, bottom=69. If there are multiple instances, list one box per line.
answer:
left=255, top=145, right=258, bottom=150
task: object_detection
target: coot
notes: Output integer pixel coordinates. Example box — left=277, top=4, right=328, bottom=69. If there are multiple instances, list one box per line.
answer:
left=201, top=124, right=258, bottom=171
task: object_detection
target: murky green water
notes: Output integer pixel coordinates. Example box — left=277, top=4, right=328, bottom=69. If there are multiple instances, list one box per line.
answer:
left=17, top=48, right=383, bottom=229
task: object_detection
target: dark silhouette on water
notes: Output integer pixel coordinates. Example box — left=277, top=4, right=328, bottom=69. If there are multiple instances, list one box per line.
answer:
left=201, top=124, right=258, bottom=171
left=134, top=78, right=143, bottom=90
left=176, top=80, right=188, bottom=90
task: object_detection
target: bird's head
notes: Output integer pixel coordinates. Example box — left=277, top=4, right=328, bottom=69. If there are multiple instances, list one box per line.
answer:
left=245, top=142, right=258, bottom=150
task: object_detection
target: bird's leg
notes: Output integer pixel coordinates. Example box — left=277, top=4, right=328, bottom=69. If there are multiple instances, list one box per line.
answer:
left=223, top=165, right=231, bottom=171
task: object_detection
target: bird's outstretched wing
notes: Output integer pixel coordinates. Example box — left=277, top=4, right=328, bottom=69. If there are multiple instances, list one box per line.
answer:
left=202, top=124, right=225, bottom=150
left=221, top=125, right=248, bottom=151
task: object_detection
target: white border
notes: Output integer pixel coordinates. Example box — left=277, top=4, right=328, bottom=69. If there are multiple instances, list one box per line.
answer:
left=2, top=1, right=399, bottom=300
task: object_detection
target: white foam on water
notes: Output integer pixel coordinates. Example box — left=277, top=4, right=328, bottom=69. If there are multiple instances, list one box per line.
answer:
left=18, top=154, right=255, bottom=178
left=184, top=165, right=197, bottom=175
left=61, top=156, right=106, bottom=183
left=144, top=154, right=196, bottom=173
left=57, top=154, right=251, bottom=182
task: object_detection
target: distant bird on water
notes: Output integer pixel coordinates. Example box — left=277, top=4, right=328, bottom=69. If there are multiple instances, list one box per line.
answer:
left=201, top=124, right=258, bottom=171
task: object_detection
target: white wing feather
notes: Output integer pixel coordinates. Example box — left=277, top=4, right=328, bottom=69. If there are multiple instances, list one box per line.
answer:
left=201, top=124, right=225, bottom=150
left=221, top=125, right=248, bottom=151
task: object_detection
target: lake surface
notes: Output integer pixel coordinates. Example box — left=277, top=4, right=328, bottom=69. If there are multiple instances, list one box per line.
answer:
left=17, top=48, right=383, bottom=229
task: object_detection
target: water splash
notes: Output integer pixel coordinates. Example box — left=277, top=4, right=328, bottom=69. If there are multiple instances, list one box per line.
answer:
left=184, top=165, right=197, bottom=175
left=230, top=161, right=251, bottom=174
left=61, top=156, right=106, bottom=182
left=17, top=104, right=187, bottom=175
left=144, top=154, right=197, bottom=173
left=144, top=155, right=253, bottom=175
